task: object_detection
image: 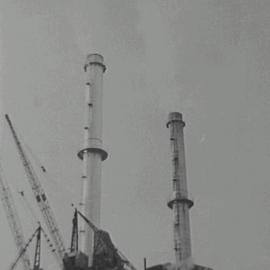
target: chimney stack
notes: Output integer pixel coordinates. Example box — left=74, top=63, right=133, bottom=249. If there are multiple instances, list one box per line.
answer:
left=78, top=54, right=108, bottom=266
left=167, top=112, right=193, bottom=267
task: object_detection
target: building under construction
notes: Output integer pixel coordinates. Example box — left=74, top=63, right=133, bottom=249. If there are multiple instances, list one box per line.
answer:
left=0, top=54, right=213, bottom=270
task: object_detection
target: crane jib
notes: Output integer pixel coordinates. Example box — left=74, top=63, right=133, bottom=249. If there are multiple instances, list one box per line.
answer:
left=5, top=114, right=67, bottom=267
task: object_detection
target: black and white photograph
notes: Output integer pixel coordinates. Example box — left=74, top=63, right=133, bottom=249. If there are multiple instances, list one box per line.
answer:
left=0, top=1, right=269, bottom=270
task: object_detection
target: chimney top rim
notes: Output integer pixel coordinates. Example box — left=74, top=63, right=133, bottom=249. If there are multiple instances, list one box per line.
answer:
left=84, top=53, right=106, bottom=72
left=166, top=112, right=185, bottom=128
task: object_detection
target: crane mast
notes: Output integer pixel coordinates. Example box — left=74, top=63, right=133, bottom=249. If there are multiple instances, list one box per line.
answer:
left=33, top=225, right=42, bottom=270
left=0, top=168, right=31, bottom=270
left=5, top=114, right=66, bottom=267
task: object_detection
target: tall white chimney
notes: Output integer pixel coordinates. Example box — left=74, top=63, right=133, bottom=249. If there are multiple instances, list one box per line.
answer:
left=167, top=112, right=193, bottom=268
left=78, top=54, right=108, bottom=266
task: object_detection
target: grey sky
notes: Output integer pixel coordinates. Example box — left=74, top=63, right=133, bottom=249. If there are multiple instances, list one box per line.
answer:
left=0, top=1, right=270, bottom=269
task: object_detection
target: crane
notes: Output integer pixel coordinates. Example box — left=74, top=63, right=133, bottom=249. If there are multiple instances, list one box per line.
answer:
left=70, top=208, right=79, bottom=254
left=0, top=166, right=31, bottom=270
left=5, top=114, right=66, bottom=267
left=10, top=224, right=50, bottom=270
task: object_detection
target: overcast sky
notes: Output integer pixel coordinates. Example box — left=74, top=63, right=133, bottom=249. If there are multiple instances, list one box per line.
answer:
left=1, top=1, right=270, bottom=270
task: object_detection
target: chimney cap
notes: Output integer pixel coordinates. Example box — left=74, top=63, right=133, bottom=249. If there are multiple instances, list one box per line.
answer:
left=166, top=112, right=185, bottom=128
left=84, top=53, right=106, bottom=72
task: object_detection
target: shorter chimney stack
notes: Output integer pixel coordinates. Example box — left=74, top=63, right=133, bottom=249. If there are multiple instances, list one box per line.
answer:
left=167, top=112, right=193, bottom=267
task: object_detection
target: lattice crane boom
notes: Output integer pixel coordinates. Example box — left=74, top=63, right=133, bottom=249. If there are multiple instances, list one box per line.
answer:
left=5, top=114, right=66, bottom=267
left=0, top=168, right=31, bottom=270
